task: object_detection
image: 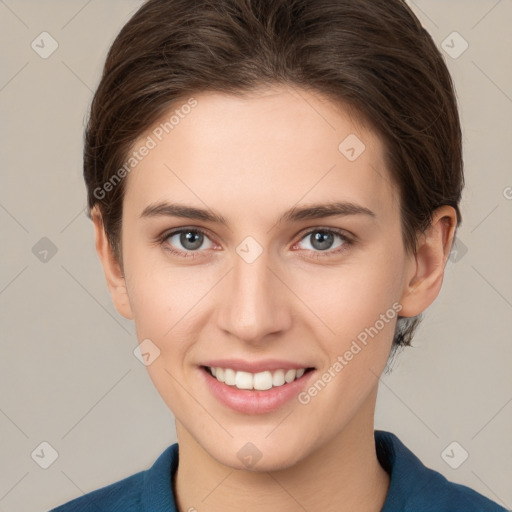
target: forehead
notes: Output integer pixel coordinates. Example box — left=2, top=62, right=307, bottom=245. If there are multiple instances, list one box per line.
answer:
left=123, top=86, right=398, bottom=223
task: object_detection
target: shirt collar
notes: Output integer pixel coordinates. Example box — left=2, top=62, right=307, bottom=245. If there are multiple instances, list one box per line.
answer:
left=376, top=429, right=441, bottom=511
left=142, top=442, right=179, bottom=512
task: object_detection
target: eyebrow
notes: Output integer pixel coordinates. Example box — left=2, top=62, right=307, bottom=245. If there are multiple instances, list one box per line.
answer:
left=140, top=201, right=375, bottom=227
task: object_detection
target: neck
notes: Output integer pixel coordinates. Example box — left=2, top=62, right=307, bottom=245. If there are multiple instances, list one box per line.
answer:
left=173, top=390, right=389, bottom=512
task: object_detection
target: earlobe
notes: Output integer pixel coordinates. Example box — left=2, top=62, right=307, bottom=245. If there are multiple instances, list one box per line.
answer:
left=91, top=206, right=134, bottom=320
left=398, top=206, right=457, bottom=318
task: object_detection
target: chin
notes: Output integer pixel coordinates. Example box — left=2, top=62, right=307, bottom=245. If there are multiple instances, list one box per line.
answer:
left=201, top=434, right=312, bottom=473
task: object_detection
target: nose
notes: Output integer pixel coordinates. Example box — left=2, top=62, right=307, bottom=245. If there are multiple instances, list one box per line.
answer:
left=216, top=249, right=292, bottom=344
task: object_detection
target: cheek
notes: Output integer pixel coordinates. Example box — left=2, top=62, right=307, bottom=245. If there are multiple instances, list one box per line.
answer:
left=288, top=246, right=404, bottom=404
left=122, top=238, right=202, bottom=335
left=295, top=250, right=403, bottom=338
left=292, top=260, right=402, bottom=422
left=124, top=261, right=203, bottom=412
left=128, top=271, right=201, bottom=350
left=123, top=252, right=219, bottom=397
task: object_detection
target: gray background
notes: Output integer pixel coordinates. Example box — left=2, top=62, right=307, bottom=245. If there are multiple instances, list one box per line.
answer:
left=0, top=1, right=511, bottom=511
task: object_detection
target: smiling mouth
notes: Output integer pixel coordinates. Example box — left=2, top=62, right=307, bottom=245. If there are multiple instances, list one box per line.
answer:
left=202, top=365, right=315, bottom=391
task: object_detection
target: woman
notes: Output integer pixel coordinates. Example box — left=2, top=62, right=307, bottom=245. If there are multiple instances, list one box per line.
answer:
left=50, top=0, right=507, bottom=510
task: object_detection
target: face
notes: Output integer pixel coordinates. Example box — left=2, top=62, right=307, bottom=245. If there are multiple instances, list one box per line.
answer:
left=115, top=86, right=416, bottom=470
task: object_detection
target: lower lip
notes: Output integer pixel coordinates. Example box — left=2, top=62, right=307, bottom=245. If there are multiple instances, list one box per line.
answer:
left=200, top=367, right=315, bottom=415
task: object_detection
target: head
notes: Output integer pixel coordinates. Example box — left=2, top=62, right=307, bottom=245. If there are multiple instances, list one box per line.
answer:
left=87, top=0, right=462, bottom=469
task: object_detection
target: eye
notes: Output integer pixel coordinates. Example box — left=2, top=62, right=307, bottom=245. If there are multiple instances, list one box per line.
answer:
left=294, top=228, right=352, bottom=258
left=161, top=228, right=215, bottom=258
left=158, top=226, right=353, bottom=260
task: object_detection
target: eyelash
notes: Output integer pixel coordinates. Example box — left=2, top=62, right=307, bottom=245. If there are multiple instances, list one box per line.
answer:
left=157, top=226, right=354, bottom=260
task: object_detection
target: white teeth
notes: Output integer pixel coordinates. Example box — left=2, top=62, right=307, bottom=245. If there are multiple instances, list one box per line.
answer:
left=224, top=368, right=236, bottom=386
left=253, top=371, right=273, bottom=391
left=235, top=371, right=253, bottom=389
left=208, top=366, right=308, bottom=390
left=272, top=369, right=285, bottom=387
left=284, top=369, right=297, bottom=383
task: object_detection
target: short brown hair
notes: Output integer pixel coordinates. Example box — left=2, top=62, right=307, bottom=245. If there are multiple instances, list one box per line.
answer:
left=84, top=0, right=464, bottom=351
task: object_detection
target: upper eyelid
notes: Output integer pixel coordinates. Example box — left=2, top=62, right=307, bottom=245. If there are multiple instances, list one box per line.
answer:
left=163, top=226, right=216, bottom=244
left=298, top=226, right=351, bottom=238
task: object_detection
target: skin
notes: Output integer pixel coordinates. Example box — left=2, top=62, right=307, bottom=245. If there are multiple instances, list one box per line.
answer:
left=92, top=85, right=457, bottom=512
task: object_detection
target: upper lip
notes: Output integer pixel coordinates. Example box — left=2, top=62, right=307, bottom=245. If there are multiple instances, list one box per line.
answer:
left=201, top=359, right=315, bottom=373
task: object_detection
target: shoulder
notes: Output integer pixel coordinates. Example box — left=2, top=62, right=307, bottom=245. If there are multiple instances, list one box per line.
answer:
left=375, top=430, right=508, bottom=512
left=48, top=443, right=179, bottom=512
left=49, top=471, right=145, bottom=512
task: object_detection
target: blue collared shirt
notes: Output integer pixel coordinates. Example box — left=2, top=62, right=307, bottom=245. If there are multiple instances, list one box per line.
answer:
left=49, top=430, right=509, bottom=511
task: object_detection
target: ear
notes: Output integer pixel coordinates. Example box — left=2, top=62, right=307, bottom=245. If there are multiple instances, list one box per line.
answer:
left=398, top=205, right=457, bottom=318
left=91, top=206, right=133, bottom=320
